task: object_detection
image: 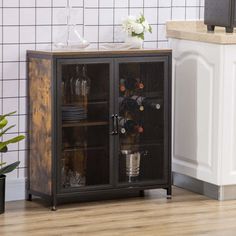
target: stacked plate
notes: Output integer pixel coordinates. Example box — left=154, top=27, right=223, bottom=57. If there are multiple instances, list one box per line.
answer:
left=62, top=106, right=87, bottom=122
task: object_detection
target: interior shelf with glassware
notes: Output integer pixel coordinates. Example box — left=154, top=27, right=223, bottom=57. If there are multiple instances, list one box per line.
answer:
left=27, top=49, right=172, bottom=210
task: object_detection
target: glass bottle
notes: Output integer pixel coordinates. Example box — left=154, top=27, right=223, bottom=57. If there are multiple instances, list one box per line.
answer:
left=64, top=72, right=73, bottom=104
left=74, top=65, right=82, bottom=98
left=120, top=97, right=140, bottom=115
left=142, top=98, right=161, bottom=110
left=81, top=65, right=91, bottom=96
left=71, top=65, right=85, bottom=107
left=119, top=117, right=144, bottom=135
left=61, top=80, right=65, bottom=105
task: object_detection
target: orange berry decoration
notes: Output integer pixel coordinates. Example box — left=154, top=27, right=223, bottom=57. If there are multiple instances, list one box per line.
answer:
left=139, top=82, right=144, bottom=89
left=120, top=85, right=126, bottom=92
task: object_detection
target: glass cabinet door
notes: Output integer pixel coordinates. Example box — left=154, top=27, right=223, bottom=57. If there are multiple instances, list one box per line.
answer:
left=58, top=61, right=112, bottom=191
left=117, top=59, right=168, bottom=184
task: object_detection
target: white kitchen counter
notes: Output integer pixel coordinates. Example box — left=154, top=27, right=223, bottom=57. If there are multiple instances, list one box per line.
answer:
left=167, top=21, right=236, bottom=44
left=167, top=21, right=236, bottom=200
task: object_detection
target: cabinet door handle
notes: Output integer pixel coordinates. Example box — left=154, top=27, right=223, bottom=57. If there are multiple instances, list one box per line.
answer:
left=115, top=114, right=119, bottom=135
left=111, top=115, right=116, bottom=135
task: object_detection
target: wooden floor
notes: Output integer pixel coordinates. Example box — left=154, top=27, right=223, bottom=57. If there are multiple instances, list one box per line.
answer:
left=1, top=187, right=236, bottom=236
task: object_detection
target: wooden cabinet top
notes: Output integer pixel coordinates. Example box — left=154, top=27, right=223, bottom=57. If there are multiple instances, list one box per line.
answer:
left=27, top=49, right=172, bottom=58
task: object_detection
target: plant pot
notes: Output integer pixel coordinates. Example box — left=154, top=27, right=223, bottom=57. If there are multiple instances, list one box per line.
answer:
left=0, top=175, right=6, bottom=214
left=125, top=36, right=143, bottom=49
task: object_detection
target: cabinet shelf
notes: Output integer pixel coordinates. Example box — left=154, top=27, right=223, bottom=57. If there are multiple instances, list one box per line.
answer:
left=120, top=141, right=164, bottom=149
left=62, top=121, right=108, bottom=128
left=88, top=101, right=108, bottom=105
left=63, top=146, right=107, bottom=153
left=63, top=101, right=108, bottom=106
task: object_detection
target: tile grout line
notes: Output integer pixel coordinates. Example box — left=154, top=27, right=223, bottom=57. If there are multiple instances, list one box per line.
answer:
left=143, top=0, right=145, bottom=48
left=51, top=0, right=53, bottom=50
left=185, top=0, right=187, bottom=19
left=112, top=0, right=115, bottom=43
left=1, top=0, right=3, bottom=164
left=98, top=0, right=100, bottom=49
left=157, top=0, right=160, bottom=48
left=17, top=0, right=21, bottom=178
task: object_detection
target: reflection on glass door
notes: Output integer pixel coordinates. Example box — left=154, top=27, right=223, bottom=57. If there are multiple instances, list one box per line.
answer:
left=118, top=61, right=165, bottom=183
left=60, top=63, right=110, bottom=190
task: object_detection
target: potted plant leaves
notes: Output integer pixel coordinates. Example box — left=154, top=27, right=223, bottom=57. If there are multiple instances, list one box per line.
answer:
left=0, top=112, right=25, bottom=214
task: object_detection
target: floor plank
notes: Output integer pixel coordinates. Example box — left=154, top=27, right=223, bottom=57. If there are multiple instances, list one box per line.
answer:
left=1, top=187, right=236, bottom=236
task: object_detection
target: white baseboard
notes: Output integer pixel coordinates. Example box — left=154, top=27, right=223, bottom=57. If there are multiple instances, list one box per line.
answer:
left=5, top=178, right=26, bottom=201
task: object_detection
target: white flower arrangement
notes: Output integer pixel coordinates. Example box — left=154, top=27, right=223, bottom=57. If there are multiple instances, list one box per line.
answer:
left=122, top=14, right=152, bottom=40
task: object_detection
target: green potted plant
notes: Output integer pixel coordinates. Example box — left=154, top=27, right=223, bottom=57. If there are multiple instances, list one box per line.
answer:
left=0, top=112, right=25, bottom=214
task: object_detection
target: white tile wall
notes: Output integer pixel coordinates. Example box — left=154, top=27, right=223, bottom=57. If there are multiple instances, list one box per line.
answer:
left=0, top=0, right=204, bottom=180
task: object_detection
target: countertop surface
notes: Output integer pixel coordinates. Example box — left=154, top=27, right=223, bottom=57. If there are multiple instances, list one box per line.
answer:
left=27, top=48, right=172, bottom=57
left=166, top=21, right=236, bottom=44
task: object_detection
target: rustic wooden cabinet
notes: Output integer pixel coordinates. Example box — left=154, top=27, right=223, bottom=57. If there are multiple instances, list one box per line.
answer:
left=27, top=49, right=172, bottom=210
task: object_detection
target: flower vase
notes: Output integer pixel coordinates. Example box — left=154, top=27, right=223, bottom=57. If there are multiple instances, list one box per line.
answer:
left=125, top=35, right=143, bottom=49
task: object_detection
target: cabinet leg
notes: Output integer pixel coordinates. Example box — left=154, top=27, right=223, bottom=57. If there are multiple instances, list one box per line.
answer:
left=27, top=193, right=32, bottom=201
left=51, top=198, right=57, bottom=211
left=51, top=205, right=57, bottom=211
left=226, top=27, right=234, bottom=33
left=166, top=187, right=172, bottom=199
left=139, top=190, right=145, bottom=197
left=207, top=25, right=215, bottom=32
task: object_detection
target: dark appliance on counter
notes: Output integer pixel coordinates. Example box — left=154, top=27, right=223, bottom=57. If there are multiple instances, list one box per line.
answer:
left=204, top=0, right=236, bottom=33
